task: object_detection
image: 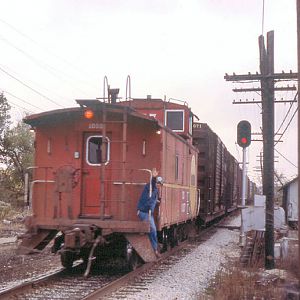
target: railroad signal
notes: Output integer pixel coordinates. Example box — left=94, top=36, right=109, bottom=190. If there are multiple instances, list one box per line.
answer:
left=237, top=120, right=251, bottom=148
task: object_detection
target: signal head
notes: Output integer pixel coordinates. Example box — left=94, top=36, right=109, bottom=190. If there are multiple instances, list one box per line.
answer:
left=237, top=120, right=251, bottom=148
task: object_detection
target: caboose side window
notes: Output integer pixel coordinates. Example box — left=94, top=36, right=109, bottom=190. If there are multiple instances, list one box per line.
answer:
left=165, top=110, right=184, bottom=132
left=86, top=136, right=110, bottom=165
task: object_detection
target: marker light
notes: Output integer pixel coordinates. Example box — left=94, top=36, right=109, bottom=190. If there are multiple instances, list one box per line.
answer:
left=84, top=110, right=94, bottom=119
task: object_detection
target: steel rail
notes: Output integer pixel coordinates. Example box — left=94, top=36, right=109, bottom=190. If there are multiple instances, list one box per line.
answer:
left=0, top=268, right=64, bottom=299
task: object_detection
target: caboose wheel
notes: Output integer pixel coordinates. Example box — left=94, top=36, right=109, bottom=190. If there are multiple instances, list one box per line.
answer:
left=128, top=249, right=142, bottom=271
left=60, top=251, right=74, bottom=269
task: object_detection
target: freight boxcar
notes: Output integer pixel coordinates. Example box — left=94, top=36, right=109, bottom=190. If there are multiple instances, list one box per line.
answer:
left=192, top=122, right=242, bottom=224
left=19, top=92, right=199, bottom=271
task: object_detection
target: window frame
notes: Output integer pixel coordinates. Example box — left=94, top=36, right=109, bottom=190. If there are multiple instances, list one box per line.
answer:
left=165, top=109, right=185, bottom=132
left=86, top=135, right=110, bottom=166
left=189, top=115, right=193, bottom=135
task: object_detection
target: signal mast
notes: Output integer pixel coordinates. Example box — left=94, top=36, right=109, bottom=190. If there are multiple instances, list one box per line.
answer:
left=237, top=120, right=251, bottom=246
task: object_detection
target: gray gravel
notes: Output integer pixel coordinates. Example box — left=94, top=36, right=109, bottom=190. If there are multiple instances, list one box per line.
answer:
left=121, top=216, right=241, bottom=300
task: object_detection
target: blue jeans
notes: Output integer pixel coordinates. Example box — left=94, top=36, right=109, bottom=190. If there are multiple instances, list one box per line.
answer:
left=138, top=211, right=158, bottom=251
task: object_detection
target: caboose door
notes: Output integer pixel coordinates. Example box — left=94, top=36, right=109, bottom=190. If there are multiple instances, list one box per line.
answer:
left=81, top=132, right=110, bottom=217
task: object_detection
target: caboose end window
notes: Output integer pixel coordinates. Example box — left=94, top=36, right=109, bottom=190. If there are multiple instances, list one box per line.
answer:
left=165, top=110, right=184, bottom=132
left=86, top=136, right=110, bottom=165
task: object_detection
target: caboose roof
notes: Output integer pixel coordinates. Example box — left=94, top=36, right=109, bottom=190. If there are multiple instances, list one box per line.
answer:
left=23, top=100, right=161, bottom=127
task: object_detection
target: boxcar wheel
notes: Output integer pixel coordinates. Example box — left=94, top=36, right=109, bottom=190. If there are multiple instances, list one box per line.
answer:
left=170, top=227, right=179, bottom=248
left=61, top=251, right=74, bottom=269
left=161, top=229, right=170, bottom=252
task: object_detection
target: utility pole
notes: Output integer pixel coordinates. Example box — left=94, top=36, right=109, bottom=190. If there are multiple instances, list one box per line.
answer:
left=225, top=31, right=297, bottom=269
left=297, top=0, right=300, bottom=284
left=261, top=31, right=275, bottom=270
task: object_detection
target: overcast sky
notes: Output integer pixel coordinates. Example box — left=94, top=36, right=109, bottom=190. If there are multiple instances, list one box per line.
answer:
left=0, top=0, right=298, bottom=183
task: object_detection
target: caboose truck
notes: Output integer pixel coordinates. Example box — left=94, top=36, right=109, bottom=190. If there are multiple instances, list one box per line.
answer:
left=18, top=89, right=199, bottom=272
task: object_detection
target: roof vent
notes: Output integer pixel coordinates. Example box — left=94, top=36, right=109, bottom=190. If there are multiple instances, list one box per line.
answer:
left=108, top=88, right=120, bottom=104
left=147, top=95, right=152, bottom=100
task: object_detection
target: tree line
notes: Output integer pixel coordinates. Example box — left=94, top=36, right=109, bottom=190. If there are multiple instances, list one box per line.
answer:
left=0, top=93, right=34, bottom=205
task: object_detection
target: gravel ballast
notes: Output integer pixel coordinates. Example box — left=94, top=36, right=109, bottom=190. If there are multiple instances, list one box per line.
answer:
left=122, top=215, right=241, bottom=300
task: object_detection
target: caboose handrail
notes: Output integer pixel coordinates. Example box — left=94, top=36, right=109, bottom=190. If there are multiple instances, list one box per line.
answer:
left=24, top=166, right=53, bottom=207
left=125, top=75, right=131, bottom=101
left=168, top=97, right=188, bottom=106
left=138, top=169, right=152, bottom=197
left=29, top=180, right=55, bottom=208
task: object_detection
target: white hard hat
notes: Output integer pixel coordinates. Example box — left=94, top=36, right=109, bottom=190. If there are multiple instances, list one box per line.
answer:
left=156, top=176, right=163, bottom=184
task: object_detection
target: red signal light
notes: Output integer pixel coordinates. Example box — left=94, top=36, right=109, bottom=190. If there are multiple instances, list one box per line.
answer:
left=84, top=110, right=94, bottom=119
left=241, top=137, right=248, bottom=144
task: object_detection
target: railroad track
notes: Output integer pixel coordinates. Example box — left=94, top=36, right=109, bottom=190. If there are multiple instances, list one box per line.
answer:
left=84, top=225, right=220, bottom=300
left=0, top=239, right=196, bottom=299
left=0, top=218, right=225, bottom=299
left=0, top=262, right=126, bottom=300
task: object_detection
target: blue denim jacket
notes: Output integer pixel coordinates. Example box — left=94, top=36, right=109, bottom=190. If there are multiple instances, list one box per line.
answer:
left=137, top=178, right=159, bottom=214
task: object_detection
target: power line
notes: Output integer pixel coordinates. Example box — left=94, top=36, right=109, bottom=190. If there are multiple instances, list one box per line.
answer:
left=274, top=92, right=297, bottom=138
left=7, top=99, right=34, bottom=114
left=0, top=17, right=99, bottom=92
left=0, top=88, right=42, bottom=111
left=0, top=35, right=92, bottom=98
left=0, top=90, right=34, bottom=113
left=0, top=65, right=64, bottom=107
left=274, top=148, right=297, bottom=169
left=275, top=104, right=298, bottom=146
left=1, top=64, right=74, bottom=105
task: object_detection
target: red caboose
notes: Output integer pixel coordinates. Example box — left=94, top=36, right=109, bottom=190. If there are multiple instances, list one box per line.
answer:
left=19, top=94, right=199, bottom=270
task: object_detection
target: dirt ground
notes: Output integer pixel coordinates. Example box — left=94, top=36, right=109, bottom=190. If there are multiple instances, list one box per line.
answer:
left=0, top=213, right=299, bottom=298
left=0, top=220, right=61, bottom=292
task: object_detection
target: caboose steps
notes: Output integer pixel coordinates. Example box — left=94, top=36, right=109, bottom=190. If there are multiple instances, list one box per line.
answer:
left=125, top=234, right=157, bottom=262
left=17, top=229, right=58, bottom=255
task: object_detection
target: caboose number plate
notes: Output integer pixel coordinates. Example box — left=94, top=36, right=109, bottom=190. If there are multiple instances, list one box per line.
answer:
left=88, top=123, right=103, bottom=129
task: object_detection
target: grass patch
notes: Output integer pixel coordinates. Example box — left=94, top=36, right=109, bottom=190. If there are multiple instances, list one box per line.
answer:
left=203, top=240, right=300, bottom=300
left=207, top=265, right=284, bottom=299
left=0, top=201, right=14, bottom=221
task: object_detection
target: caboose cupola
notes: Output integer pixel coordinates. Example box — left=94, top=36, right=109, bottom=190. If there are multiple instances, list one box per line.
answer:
left=119, top=97, right=194, bottom=140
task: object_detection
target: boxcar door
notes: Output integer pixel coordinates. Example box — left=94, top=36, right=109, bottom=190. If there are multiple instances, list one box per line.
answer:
left=81, top=132, right=110, bottom=217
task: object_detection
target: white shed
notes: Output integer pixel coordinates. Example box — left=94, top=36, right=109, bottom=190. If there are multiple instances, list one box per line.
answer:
left=282, top=177, right=298, bottom=227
